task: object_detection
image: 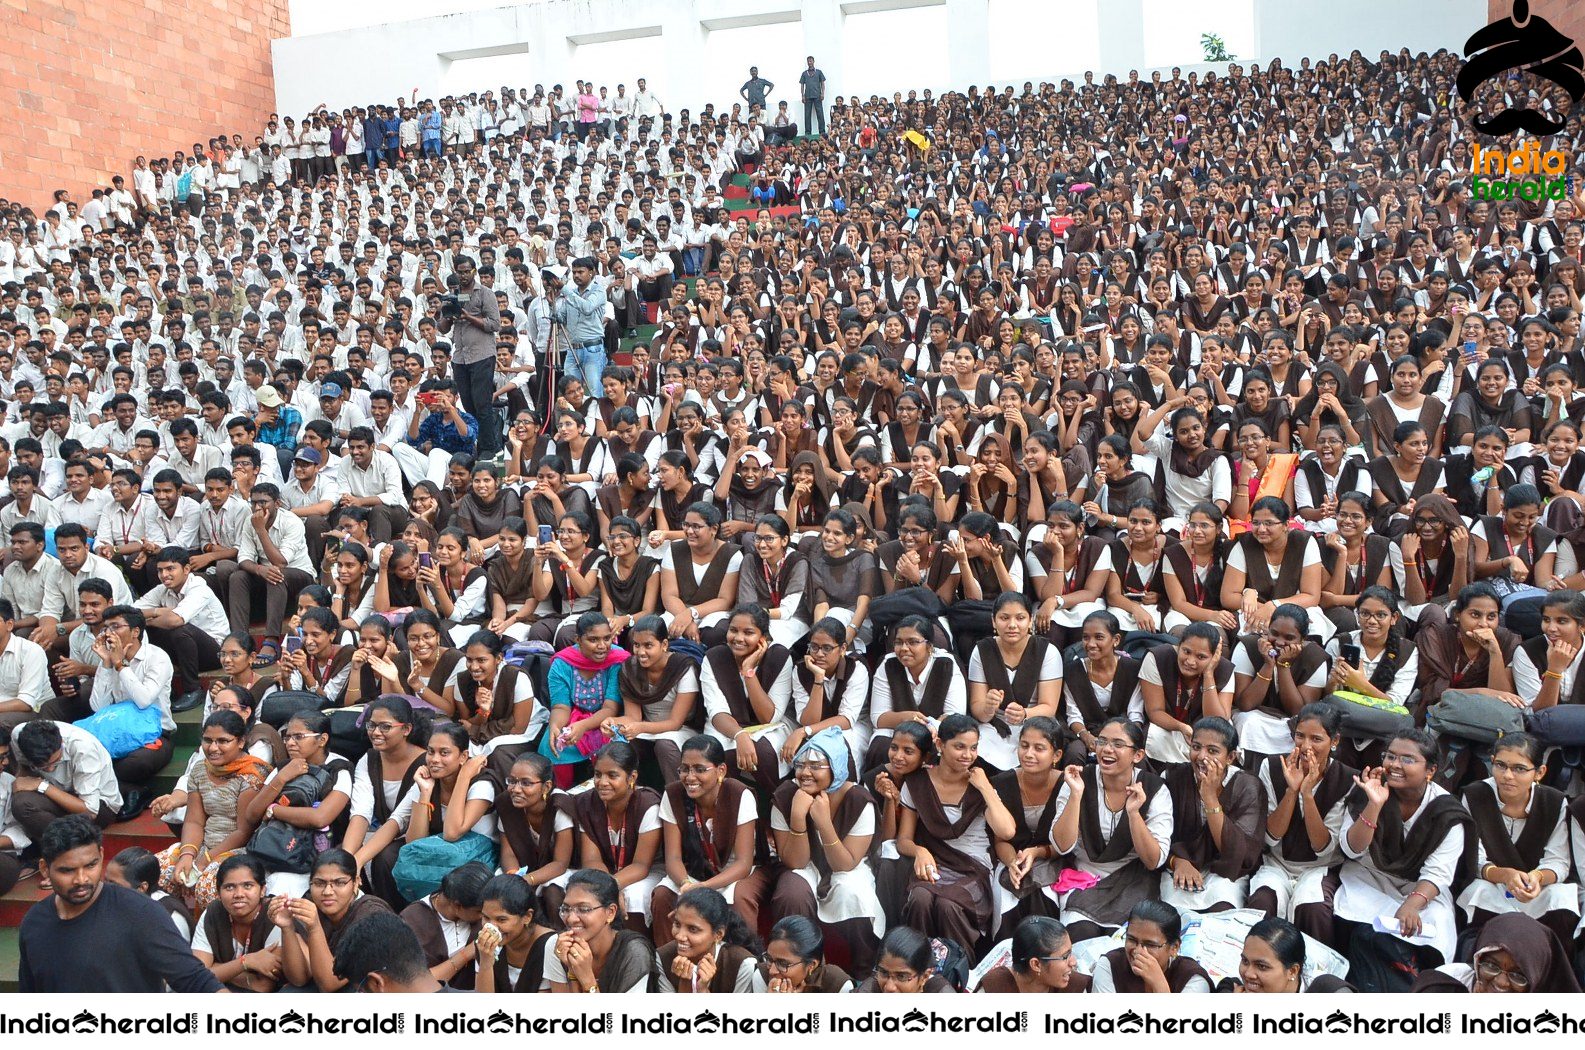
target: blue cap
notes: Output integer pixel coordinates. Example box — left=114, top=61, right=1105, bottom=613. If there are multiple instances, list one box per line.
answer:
left=319, top=382, right=344, bottom=400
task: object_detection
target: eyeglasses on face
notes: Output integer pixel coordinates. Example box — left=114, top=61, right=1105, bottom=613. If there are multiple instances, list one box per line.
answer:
left=1475, top=956, right=1530, bottom=989
left=310, top=877, right=354, bottom=891
left=559, top=903, right=606, bottom=919
left=874, top=967, right=920, bottom=984
left=1092, top=736, right=1139, bottom=752
left=504, top=776, right=545, bottom=788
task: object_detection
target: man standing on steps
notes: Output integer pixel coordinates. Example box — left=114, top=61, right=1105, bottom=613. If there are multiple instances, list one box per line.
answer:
left=800, top=56, right=827, bottom=137
left=439, top=255, right=502, bottom=461
left=740, top=66, right=774, bottom=114
left=18, top=815, right=222, bottom=992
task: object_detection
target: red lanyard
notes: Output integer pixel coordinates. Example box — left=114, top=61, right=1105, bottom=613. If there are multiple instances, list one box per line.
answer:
left=1508, top=530, right=1536, bottom=568
left=762, top=558, right=781, bottom=607
left=1172, top=678, right=1199, bottom=722
left=1451, top=647, right=1477, bottom=688
left=120, top=496, right=143, bottom=545
left=1187, top=555, right=1208, bottom=608
left=209, top=507, right=228, bottom=546
left=607, top=814, right=629, bottom=870
left=1345, top=545, right=1364, bottom=593
left=692, top=805, right=720, bottom=871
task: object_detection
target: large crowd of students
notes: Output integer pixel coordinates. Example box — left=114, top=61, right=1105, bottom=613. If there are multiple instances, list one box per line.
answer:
left=4, top=43, right=1585, bottom=995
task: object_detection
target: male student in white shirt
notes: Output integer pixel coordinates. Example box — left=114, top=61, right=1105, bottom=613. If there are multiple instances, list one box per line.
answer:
left=132, top=546, right=226, bottom=713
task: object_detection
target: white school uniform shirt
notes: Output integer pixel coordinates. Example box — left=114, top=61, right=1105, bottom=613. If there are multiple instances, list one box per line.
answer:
left=41, top=552, right=133, bottom=621
left=37, top=722, right=124, bottom=812
left=141, top=495, right=203, bottom=549
left=236, top=509, right=315, bottom=574
left=98, top=494, right=150, bottom=549
left=56, top=487, right=112, bottom=534
left=0, top=633, right=51, bottom=713
left=0, top=770, right=32, bottom=852
left=867, top=652, right=967, bottom=728
left=1513, top=641, right=1585, bottom=709
left=134, top=574, right=229, bottom=639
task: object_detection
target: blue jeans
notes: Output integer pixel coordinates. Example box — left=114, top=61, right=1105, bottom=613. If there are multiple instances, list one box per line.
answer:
left=567, top=340, right=607, bottom=393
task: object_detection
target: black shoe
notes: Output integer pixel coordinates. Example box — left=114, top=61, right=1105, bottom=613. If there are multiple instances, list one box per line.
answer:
left=171, top=689, right=205, bottom=714
left=119, top=788, right=152, bottom=822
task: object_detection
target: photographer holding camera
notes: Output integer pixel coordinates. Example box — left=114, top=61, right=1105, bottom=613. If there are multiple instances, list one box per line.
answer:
left=437, top=254, right=502, bottom=460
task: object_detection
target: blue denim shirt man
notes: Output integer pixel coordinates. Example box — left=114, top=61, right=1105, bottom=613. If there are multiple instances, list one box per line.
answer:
left=552, top=256, right=609, bottom=392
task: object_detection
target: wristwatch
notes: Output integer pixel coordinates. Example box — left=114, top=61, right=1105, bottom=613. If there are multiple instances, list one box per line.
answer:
left=35, top=780, right=49, bottom=794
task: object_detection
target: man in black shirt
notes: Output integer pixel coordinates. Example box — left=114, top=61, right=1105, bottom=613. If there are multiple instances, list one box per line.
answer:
left=18, top=815, right=223, bottom=993
left=334, top=911, right=458, bottom=992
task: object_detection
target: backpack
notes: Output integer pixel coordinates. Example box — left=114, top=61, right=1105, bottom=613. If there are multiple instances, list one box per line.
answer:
left=1424, top=689, right=1525, bottom=744
left=246, top=765, right=336, bottom=874
left=1527, top=704, right=1585, bottom=748
left=1321, top=690, right=1415, bottom=741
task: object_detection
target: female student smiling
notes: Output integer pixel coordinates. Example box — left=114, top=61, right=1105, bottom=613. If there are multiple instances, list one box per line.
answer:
left=1512, top=591, right=1585, bottom=710
left=545, top=869, right=662, bottom=992
left=494, top=752, right=575, bottom=920
left=989, top=719, right=1065, bottom=937
left=1456, top=733, right=1578, bottom=946
left=1090, top=899, right=1211, bottom=993
left=1411, top=912, right=1583, bottom=993
left=700, top=604, right=797, bottom=796
left=752, top=915, right=855, bottom=992
left=1139, top=623, right=1235, bottom=766
left=657, top=886, right=762, bottom=993
left=650, top=736, right=766, bottom=946
left=1334, top=728, right=1477, bottom=989
left=1159, top=717, right=1267, bottom=916
left=895, top=713, right=1018, bottom=955
left=1049, top=717, right=1172, bottom=942
left=770, top=726, right=882, bottom=976
left=342, top=695, right=429, bottom=908
left=967, top=594, right=1061, bottom=771
left=1248, top=705, right=1357, bottom=945
left=609, top=615, right=701, bottom=784
left=474, top=872, right=557, bottom=993
left=570, top=742, right=664, bottom=928
left=975, top=915, right=1089, bottom=993
left=853, top=926, right=956, bottom=993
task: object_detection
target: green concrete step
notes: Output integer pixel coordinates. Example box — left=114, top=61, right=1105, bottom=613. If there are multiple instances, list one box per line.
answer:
left=153, top=743, right=197, bottom=795
left=0, top=926, right=17, bottom=992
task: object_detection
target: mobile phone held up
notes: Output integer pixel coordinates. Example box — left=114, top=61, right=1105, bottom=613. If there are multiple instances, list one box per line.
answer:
left=539, top=524, right=554, bottom=546
left=1339, top=643, right=1362, bottom=667
left=284, top=635, right=304, bottom=656
left=419, top=552, right=433, bottom=570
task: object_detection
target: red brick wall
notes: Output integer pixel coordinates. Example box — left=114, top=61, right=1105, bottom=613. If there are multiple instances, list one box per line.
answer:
left=1489, top=0, right=1585, bottom=54
left=0, top=0, right=288, bottom=211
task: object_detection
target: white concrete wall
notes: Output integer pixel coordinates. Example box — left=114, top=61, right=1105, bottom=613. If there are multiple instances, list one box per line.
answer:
left=270, top=0, right=1488, bottom=118
left=1249, top=0, right=1486, bottom=63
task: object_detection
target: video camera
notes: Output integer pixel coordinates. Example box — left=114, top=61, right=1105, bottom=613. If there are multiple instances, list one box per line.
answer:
left=437, top=292, right=464, bottom=318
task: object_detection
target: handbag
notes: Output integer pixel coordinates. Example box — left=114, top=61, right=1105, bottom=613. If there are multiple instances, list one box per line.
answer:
left=392, top=831, right=499, bottom=901
left=1321, top=690, right=1414, bottom=741
left=328, top=705, right=372, bottom=762
left=259, top=690, right=329, bottom=730
left=1425, top=689, right=1525, bottom=744
left=867, top=585, right=946, bottom=631
left=74, top=700, right=162, bottom=759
